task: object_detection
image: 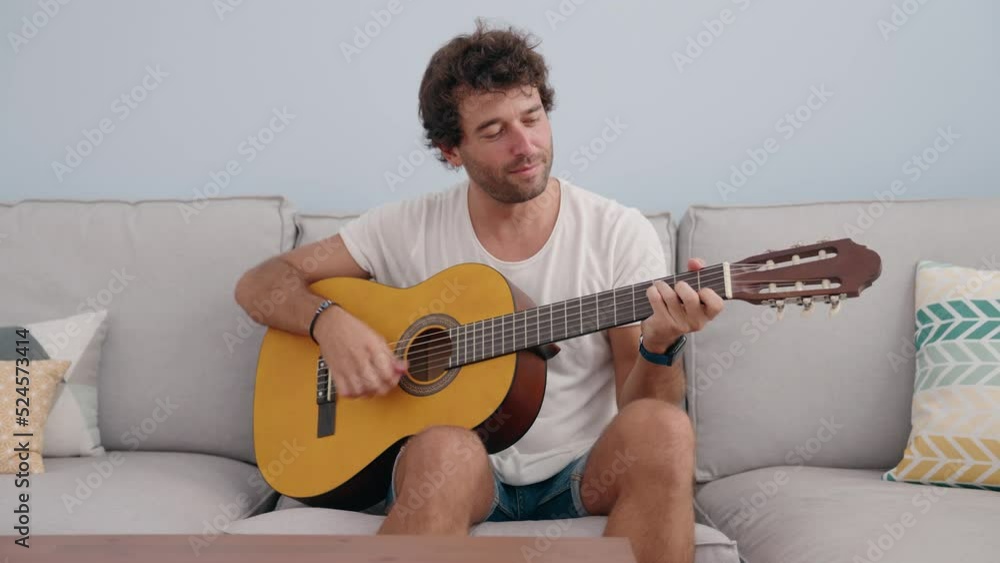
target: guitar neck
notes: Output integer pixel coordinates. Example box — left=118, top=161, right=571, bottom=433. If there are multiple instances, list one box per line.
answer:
left=446, top=263, right=732, bottom=368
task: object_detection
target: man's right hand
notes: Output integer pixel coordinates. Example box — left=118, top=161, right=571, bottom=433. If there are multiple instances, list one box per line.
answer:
left=313, top=306, right=408, bottom=398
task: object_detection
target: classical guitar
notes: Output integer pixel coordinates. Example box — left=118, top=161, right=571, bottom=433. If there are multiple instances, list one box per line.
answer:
left=253, top=238, right=881, bottom=510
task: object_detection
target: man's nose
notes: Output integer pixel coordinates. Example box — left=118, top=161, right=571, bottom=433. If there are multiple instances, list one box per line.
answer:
left=507, top=123, right=533, bottom=157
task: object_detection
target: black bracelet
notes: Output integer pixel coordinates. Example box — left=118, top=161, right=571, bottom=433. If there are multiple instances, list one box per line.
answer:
left=309, top=299, right=339, bottom=345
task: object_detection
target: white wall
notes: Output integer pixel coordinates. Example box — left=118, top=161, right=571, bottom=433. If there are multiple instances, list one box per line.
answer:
left=2, top=0, right=996, bottom=217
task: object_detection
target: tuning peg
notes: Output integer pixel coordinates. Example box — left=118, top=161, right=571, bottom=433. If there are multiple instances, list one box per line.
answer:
left=801, top=297, right=814, bottom=316
left=829, top=295, right=842, bottom=317
left=773, top=299, right=786, bottom=320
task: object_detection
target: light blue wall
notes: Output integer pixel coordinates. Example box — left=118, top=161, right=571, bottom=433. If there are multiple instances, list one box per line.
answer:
left=2, top=0, right=996, bottom=218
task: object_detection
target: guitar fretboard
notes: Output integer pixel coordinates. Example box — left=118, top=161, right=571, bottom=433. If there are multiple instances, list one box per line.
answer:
left=445, top=266, right=729, bottom=368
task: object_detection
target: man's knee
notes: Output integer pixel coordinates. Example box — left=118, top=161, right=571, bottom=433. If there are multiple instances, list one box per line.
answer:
left=392, top=426, right=492, bottom=519
left=618, top=399, right=694, bottom=449
left=397, top=426, right=489, bottom=488
left=614, top=399, right=694, bottom=478
left=405, top=425, right=485, bottom=463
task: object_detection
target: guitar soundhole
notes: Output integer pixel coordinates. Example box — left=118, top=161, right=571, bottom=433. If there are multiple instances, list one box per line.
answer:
left=406, top=327, right=452, bottom=384
left=395, top=314, right=460, bottom=397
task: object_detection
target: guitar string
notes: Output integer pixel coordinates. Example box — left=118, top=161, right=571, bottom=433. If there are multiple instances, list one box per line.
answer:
left=378, top=262, right=771, bottom=354
left=319, top=263, right=829, bottom=373
left=375, top=265, right=734, bottom=354
left=371, top=264, right=775, bottom=366
left=396, top=266, right=843, bottom=368
left=395, top=277, right=736, bottom=368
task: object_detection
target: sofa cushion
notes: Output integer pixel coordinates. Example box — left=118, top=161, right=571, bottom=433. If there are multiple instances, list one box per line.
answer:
left=0, top=451, right=276, bottom=535
left=677, top=199, right=1000, bottom=482
left=226, top=507, right=740, bottom=563
left=695, top=466, right=1000, bottom=563
left=0, top=197, right=296, bottom=463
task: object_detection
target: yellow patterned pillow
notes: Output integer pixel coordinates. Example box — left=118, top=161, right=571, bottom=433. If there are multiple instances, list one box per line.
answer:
left=884, top=261, right=1000, bottom=490
left=0, top=360, right=70, bottom=474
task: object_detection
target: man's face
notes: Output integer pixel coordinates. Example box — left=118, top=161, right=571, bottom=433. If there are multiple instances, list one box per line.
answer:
left=443, top=86, right=553, bottom=204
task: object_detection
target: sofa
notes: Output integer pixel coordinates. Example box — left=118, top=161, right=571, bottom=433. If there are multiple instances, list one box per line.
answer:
left=1, top=194, right=997, bottom=563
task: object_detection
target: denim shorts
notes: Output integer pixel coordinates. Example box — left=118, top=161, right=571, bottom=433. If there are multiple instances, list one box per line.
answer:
left=384, top=444, right=593, bottom=522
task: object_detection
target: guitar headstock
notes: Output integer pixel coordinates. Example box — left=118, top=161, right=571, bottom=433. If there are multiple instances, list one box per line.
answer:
left=727, top=238, right=882, bottom=317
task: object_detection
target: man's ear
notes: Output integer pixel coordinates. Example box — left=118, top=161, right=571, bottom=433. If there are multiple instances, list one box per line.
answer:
left=439, top=143, right=463, bottom=168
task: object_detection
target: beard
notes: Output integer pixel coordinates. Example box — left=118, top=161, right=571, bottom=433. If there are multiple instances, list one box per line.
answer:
left=462, top=142, right=554, bottom=204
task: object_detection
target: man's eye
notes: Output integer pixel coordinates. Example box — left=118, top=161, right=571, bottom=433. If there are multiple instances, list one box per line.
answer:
left=484, top=129, right=502, bottom=139
left=524, top=118, right=539, bottom=126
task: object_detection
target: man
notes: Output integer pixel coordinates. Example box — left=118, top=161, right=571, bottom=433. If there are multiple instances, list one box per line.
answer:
left=235, top=21, right=723, bottom=563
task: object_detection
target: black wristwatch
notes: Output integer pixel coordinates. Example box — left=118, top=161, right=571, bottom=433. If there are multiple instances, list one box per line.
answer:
left=639, top=334, right=687, bottom=366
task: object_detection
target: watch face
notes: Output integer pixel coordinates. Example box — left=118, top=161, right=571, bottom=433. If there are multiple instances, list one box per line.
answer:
left=668, top=334, right=687, bottom=354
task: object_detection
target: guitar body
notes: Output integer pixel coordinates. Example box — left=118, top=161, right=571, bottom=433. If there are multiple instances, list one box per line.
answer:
left=253, top=263, right=554, bottom=511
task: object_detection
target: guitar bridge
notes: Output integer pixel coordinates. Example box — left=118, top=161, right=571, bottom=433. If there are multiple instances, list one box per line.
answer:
left=317, top=355, right=336, bottom=437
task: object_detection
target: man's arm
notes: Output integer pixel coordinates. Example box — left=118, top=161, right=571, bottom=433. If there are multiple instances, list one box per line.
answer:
left=610, top=325, right=686, bottom=409
left=609, top=259, right=724, bottom=410
left=234, top=234, right=407, bottom=398
left=233, top=234, right=369, bottom=336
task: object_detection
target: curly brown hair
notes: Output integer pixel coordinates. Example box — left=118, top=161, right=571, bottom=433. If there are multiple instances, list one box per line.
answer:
left=418, top=19, right=556, bottom=166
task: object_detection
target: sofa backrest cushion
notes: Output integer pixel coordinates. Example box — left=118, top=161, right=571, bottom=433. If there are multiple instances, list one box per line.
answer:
left=0, top=196, right=296, bottom=463
left=678, top=198, right=1000, bottom=482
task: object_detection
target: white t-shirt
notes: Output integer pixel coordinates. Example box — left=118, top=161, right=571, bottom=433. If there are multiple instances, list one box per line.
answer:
left=338, top=177, right=668, bottom=485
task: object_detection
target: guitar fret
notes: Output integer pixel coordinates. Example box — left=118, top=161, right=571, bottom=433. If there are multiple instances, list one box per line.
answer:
left=501, top=315, right=515, bottom=354
left=527, top=309, right=533, bottom=349
left=536, top=308, right=541, bottom=346
left=548, top=304, right=553, bottom=345
left=509, top=312, right=514, bottom=354
left=513, top=312, right=517, bottom=352
left=564, top=301, right=568, bottom=340
left=594, top=293, right=601, bottom=328
left=521, top=310, right=527, bottom=350
left=525, top=309, right=531, bottom=349
left=632, top=284, right=637, bottom=324
left=509, top=312, right=515, bottom=353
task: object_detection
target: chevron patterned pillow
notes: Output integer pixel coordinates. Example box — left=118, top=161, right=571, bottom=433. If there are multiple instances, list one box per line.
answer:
left=884, top=260, right=1000, bottom=490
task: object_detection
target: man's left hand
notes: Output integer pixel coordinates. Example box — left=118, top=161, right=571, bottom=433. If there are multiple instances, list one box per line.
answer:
left=641, top=258, right=725, bottom=351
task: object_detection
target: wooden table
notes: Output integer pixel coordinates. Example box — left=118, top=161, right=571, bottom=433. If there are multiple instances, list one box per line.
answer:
left=10, top=534, right=638, bottom=562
